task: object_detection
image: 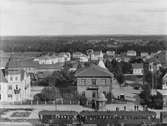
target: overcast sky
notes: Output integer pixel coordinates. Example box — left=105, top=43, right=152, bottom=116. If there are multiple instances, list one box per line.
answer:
left=0, top=0, right=167, bottom=35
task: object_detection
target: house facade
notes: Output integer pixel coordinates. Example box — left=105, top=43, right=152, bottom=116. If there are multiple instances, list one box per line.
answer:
left=72, top=52, right=88, bottom=62
left=127, top=50, right=137, bottom=57
left=162, top=73, right=167, bottom=90
left=0, top=69, right=31, bottom=103
left=132, top=63, right=144, bottom=75
left=75, top=61, right=114, bottom=100
left=34, top=52, right=70, bottom=65
left=88, top=51, right=104, bottom=61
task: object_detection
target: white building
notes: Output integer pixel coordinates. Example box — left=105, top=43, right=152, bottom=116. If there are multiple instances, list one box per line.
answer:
left=127, top=50, right=137, bottom=57
left=89, top=51, right=104, bottom=61
left=132, top=63, right=143, bottom=75
left=72, top=52, right=88, bottom=62
left=0, top=69, right=31, bottom=103
left=34, top=52, right=71, bottom=65
left=140, top=52, right=149, bottom=58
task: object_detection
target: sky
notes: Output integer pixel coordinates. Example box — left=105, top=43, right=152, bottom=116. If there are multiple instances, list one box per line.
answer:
left=0, top=0, right=167, bottom=36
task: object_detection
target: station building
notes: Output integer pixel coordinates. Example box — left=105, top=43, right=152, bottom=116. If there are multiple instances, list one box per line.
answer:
left=75, top=60, right=114, bottom=101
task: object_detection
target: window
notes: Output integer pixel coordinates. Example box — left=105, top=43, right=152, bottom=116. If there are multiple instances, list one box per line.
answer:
left=8, top=94, right=12, bottom=98
left=15, top=77, right=18, bottom=81
left=92, top=79, right=96, bottom=85
left=101, top=79, right=106, bottom=85
left=16, top=85, right=18, bottom=89
left=92, top=92, right=96, bottom=98
left=81, top=79, right=86, bottom=85
left=10, top=77, right=13, bottom=81
left=82, top=91, right=85, bottom=96
left=0, top=85, right=1, bottom=90
left=8, top=85, right=12, bottom=90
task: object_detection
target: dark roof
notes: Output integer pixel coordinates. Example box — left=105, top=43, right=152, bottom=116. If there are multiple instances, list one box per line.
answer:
left=80, top=110, right=156, bottom=116
left=39, top=110, right=78, bottom=116
left=0, top=70, right=7, bottom=83
left=7, top=57, right=38, bottom=69
left=132, top=63, right=143, bottom=69
left=75, top=64, right=113, bottom=77
left=36, top=63, right=64, bottom=70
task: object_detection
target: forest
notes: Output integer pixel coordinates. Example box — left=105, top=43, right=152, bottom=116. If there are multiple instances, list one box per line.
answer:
left=0, top=35, right=166, bottom=53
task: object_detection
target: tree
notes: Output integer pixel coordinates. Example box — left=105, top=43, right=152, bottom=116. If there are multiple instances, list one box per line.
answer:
left=139, top=84, right=163, bottom=109
left=105, top=59, right=125, bottom=85
left=46, top=69, right=76, bottom=87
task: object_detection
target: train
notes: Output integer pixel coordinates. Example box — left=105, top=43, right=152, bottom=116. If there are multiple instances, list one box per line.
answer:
left=38, top=110, right=160, bottom=126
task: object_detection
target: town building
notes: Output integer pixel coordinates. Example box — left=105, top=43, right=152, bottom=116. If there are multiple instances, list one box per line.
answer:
left=88, top=51, right=104, bottom=61
left=72, top=52, right=88, bottom=62
left=132, top=63, right=144, bottom=75
left=34, top=52, right=70, bottom=65
left=127, top=50, right=137, bottom=57
left=162, top=73, right=167, bottom=90
left=0, top=69, right=31, bottom=103
left=140, top=52, right=149, bottom=58
left=146, top=50, right=167, bottom=70
left=106, top=51, right=115, bottom=57
left=75, top=60, right=114, bottom=101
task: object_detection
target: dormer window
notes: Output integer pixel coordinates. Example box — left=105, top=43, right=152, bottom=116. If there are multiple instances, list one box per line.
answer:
left=92, top=79, right=96, bottom=85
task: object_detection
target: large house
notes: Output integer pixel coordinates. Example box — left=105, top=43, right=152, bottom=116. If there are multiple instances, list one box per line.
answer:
left=0, top=69, right=31, bottom=103
left=34, top=52, right=71, bottom=65
left=72, top=52, right=88, bottom=62
left=75, top=60, right=114, bottom=100
left=127, top=50, right=137, bottom=57
left=88, top=51, right=104, bottom=61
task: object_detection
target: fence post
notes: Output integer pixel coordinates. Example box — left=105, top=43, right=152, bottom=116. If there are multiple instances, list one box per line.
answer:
left=70, top=100, right=71, bottom=105
left=31, top=100, right=33, bottom=105
left=45, top=101, right=47, bottom=104
left=61, top=99, right=63, bottom=104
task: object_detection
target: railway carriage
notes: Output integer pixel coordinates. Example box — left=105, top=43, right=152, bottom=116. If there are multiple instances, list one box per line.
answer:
left=79, top=110, right=158, bottom=126
left=39, top=110, right=78, bottom=126
left=38, top=110, right=159, bottom=126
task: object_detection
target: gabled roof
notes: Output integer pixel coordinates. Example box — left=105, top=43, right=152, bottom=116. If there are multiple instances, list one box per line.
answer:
left=146, top=50, right=167, bottom=66
left=75, top=64, right=113, bottom=77
left=0, top=70, right=7, bottom=83
left=7, top=57, right=38, bottom=69
left=163, top=73, right=167, bottom=80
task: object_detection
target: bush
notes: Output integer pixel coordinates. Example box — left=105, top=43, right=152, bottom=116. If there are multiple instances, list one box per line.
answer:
left=79, top=95, right=87, bottom=106
left=33, top=87, right=61, bottom=101
left=139, top=86, right=163, bottom=109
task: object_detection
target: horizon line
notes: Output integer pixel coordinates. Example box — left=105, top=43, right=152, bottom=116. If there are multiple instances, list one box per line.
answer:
left=1, top=34, right=167, bottom=37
